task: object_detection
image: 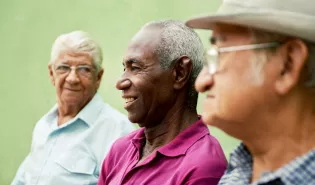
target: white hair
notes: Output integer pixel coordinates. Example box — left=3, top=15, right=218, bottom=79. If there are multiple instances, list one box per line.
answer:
left=249, top=28, right=315, bottom=87
left=50, top=30, right=103, bottom=72
left=249, top=51, right=268, bottom=85
left=144, top=20, right=204, bottom=109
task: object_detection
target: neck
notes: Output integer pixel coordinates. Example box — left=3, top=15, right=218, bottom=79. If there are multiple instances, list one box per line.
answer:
left=143, top=106, right=198, bottom=153
left=246, top=92, right=315, bottom=182
left=57, top=100, right=85, bottom=126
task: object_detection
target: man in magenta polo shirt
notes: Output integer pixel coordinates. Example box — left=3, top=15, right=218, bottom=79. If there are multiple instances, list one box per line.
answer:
left=98, top=20, right=227, bottom=185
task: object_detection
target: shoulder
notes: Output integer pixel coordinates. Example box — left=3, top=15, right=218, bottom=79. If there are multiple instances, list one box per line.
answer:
left=30, top=105, right=58, bottom=149
left=33, top=105, right=58, bottom=133
left=184, top=134, right=228, bottom=178
left=98, top=103, right=130, bottom=123
left=102, top=128, right=142, bottom=167
left=96, top=103, right=134, bottom=133
left=217, top=169, right=243, bottom=185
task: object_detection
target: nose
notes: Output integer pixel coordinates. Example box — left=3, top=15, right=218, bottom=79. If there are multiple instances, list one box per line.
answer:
left=116, top=76, right=131, bottom=90
left=195, top=67, right=214, bottom=93
left=65, top=69, right=80, bottom=84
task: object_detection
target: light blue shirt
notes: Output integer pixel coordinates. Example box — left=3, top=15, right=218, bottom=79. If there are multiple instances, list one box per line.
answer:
left=11, top=93, right=134, bottom=185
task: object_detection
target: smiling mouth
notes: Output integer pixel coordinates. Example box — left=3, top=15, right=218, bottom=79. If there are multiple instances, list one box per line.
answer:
left=65, top=88, right=81, bottom=92
left=124, top=97, right=136, bottom=104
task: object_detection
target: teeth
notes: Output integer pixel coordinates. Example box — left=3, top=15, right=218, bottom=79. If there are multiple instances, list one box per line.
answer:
left=125, top=97, right=135, bottom=103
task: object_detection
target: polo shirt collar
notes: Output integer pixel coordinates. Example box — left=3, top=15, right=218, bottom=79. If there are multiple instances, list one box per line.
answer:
left=45, top=93, right=103, bottom=127
left=131, top=120, right=209, bottom=157
left=157, top=119, right=209, bottom=157
left=131, top=128, right=145, bottom=152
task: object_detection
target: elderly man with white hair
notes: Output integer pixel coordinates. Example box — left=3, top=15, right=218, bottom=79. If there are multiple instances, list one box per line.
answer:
left=186, top=0, right=315, bottom=184
left=11, top=31, right=134, bottom=185
left=98, top=20, right=227, bottom=185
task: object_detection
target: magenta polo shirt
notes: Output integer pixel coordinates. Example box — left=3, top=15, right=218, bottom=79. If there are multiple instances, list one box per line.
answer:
left=98, top=120, right=227, bottom=185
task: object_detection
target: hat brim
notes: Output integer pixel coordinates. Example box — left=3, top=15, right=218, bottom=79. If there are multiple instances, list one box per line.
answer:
left=186, top=11, right=315, bottom=42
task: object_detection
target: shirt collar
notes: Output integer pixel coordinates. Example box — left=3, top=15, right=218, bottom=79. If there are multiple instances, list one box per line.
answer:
left=229, top=143, right=252, bottom=169
left=131, top=128, right=145, bottom=152
left=131, top=119, right=209, bottom=157
left=45, top=93, right=104, bottom=127
left=75, top=93, right=104, bottom=126
left=45, top=104, right=59, bottom=122
left=158, top=119, right=209, bottom=157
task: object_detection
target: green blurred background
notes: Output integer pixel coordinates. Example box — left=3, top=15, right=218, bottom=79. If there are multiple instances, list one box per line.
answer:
left=0, top=0, right=239, bottom=184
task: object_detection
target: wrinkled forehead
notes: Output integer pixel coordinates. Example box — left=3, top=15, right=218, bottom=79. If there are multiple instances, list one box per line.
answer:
left=123, top=26, right=161, bottom=63
left=56, top=51, right=92, bottom=65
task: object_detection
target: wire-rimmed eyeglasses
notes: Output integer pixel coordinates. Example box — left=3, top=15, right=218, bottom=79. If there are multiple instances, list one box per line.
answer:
left=54, top=64, right=96, bottom=78
left=206, top=42, right=280, bottom=74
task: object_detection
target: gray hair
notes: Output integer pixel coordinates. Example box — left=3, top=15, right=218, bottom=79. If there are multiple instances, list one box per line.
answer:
left=144, top=20, right=204, bottom=109
left=249, top=28, right=315, bottom=87
left=50, top=30, right=103, bottom=72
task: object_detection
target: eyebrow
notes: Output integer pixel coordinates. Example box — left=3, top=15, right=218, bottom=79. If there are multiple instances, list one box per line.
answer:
left=123, top=58, right=140, bottom=66
left=58, top=61, right=91, bottom=66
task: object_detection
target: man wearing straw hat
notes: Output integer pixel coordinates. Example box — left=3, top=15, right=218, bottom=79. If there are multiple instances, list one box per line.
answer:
left=186, top=0, right=315, bottom=184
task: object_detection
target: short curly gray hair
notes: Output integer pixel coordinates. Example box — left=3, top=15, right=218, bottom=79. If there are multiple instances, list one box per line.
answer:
left=50, top=31, right=103, bottom=72
left=144, top=20, right=205, bottom=109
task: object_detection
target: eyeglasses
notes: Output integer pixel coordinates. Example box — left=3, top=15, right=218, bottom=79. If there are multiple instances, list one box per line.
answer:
left=206, top=42, right=280, bottom=74
left=54, top=64, right=96, bottom=78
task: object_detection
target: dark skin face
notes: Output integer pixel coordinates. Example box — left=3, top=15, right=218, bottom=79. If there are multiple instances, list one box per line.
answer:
left=116, top=25, right=198, bottom=163
left=116, top=26, right=176, bottom=128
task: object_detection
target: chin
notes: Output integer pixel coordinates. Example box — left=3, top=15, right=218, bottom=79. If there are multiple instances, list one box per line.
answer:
left=127, top=113, right=147, bottom=127
left=61, top=97, right=86, bottom=107
left=127, top=113, right=140, bottom=123
left=201, top=112, right=217, bottom=126
left=63, top=97, right=81, bottom=103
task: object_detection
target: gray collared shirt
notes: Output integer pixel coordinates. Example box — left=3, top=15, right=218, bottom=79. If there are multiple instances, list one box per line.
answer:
left=11, top=93, right=134, bottom=185
left=219, top=143, right=315, bottom=185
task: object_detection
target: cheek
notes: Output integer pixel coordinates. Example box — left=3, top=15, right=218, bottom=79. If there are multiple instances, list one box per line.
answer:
left=54, top=77, right=64, bottom=91
left=216, top=80, right=240, bottom=118
left=202, top=52, right=269, bottom=125
left=214, top=67, right=263, bottom=122
left=202, top=98, right=217, bottom=125
left=82, top=78, right=97, bottom=91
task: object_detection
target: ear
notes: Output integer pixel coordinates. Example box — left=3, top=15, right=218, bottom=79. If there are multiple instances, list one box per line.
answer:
left=95, top=68, right=104, bottom=89
left=172, top=56, right=192, bottom=90
left=48, top=64, right=55, bottom=86
left=275, top=39, right=308, bottom=95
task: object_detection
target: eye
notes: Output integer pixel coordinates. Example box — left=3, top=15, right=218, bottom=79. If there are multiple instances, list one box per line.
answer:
left=131, top=65, right=140, bottom=71
left=55, top=65, right=70, bottom=72
left=78, top=66, right=92, bottom=73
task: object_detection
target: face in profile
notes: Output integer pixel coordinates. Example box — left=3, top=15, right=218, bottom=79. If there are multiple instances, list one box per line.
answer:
left=195, top=24, right=278, bottom=134
left=116, top=26, right=175, bottom=127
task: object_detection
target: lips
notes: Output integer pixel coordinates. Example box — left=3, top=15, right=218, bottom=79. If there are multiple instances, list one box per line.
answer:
left=64, top=88, right=81, bottom=92
left=122, top=96, right=138, bottom=109
left=206, top=94, right=215, bottom=98
left=124, top=97, right=135, bottom=103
